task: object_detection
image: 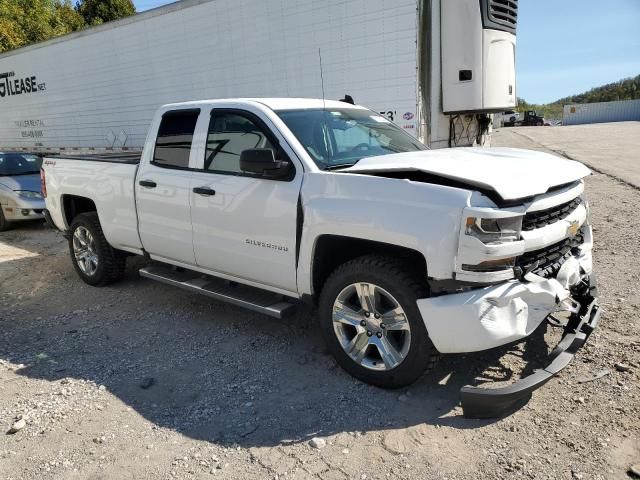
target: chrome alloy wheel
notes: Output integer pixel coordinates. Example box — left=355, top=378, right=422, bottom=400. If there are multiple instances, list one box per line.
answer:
left=332, top=283, right=411, bottom=371
left=72, top=226, right=99, bottom=276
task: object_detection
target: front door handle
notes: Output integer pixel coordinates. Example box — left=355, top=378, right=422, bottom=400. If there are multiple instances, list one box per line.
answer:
left=193, top=187, right=216, bottom=196
left=139, top=180, right=157, bottom=188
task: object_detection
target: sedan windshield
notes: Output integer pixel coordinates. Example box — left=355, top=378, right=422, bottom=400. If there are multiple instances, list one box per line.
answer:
left=0, top=153, right=42, bottom=176
left=277, top=108, right=426, bottom=169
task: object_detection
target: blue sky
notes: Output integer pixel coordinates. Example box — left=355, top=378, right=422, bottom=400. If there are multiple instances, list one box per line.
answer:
left=133, top=0, right=171, bottom=11
left=133, top=0, right=640, bottom=104
left=517, top=0, right=640, bottom=103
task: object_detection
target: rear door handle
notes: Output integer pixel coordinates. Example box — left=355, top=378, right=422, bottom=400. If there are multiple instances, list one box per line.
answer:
left=139, top=180, right=157, bottom=188
left=193, top=187, right=216, bottom=196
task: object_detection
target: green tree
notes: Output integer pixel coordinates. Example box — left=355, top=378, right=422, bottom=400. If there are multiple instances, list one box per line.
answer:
left=55, top=0, right=86, bottom=33
left=516, top=97, right=530, bottom=112
left=516, top=75, right=640, bottom=121
left=0, top=0, right=85, bottom=54
left=76, top=0, right=136, bottom=26
left=555, top=75, right=640, bottom=105
left=0, top=1, right=25, bottom=53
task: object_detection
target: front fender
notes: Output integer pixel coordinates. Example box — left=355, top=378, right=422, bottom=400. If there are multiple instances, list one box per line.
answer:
left=296, top=172, right=471, bottom=296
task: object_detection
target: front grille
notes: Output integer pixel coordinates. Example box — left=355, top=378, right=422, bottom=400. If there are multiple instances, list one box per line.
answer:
left=480, top=0, right=518, bottom=34
left=517, top=227, right=585, bottom=278
left=522, top=197, right=583, bottom=231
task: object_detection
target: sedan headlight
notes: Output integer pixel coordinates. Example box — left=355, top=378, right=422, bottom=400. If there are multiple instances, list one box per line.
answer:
left=14, top=190, right=43, bottom=199
left=465, top=215, right=523, bottom=245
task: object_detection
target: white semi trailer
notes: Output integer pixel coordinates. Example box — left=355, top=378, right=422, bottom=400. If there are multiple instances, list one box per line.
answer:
left=0, top=0, right=517, bottom=153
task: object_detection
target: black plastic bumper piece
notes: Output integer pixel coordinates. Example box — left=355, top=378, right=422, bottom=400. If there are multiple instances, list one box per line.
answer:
left=460, top=282, right=601, bottom=419
left=43, top=208, right=55, bottom=229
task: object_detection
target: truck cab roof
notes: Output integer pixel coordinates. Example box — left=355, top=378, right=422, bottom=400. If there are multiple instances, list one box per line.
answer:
left=161, top=98, right=369, bottom=112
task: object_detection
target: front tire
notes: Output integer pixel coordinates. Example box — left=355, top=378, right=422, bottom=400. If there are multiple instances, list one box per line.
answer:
left=0, top=208, right=11, bottom=232
left=318, top=255, right=439, bottom=389
left=68, top=212, right=126, bottom=286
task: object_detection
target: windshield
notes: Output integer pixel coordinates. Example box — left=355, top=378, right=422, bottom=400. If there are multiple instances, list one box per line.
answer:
left=277, top=108, right=427, bottom=169
left=0, top=153, right=42, bottom=176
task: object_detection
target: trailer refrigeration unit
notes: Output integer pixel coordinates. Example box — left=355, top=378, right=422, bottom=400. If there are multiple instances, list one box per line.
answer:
left=0, top=0, right=517, bottom=153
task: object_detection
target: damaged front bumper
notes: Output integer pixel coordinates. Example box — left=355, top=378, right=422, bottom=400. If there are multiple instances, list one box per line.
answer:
left=417, top=226, right=601, bottom=418
left=460, top=275, right=600, bottom=418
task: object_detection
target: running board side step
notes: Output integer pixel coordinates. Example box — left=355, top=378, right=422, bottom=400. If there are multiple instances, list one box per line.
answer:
left=139, top=264, right=297, bottom=319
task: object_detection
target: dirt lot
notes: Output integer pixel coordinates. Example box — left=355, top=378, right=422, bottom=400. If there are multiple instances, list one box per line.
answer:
left=1, top=125, right=639, bottom=479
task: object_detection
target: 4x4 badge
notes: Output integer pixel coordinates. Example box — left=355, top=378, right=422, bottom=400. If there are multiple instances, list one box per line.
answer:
left=567, top=220, right=580, bottom=237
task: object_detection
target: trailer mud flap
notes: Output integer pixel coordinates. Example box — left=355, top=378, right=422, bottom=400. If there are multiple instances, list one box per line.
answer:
left=460, top=290, right=601, bottom=419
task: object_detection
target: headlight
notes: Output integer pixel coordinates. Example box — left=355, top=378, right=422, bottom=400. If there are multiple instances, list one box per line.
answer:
left=465, top=215, right=522, bottom=245
left=14, top=190, right=43, bottom=199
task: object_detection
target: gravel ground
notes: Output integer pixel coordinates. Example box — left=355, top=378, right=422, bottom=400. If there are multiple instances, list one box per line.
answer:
left=1, top=127, right=639, bottom=479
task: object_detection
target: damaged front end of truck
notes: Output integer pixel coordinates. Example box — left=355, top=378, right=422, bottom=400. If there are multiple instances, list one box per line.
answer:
left=343, top=147, right=602, bottom=418
left=459, top=273, right=600, bottom=418
left=420, top=234, right=600, bottom=418
left=421, top=184, right=600, bottom=417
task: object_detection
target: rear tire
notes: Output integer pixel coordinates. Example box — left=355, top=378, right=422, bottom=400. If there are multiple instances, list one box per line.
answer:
left=318, top=255, right=439, bottom=389
left=0, top=208, right=11, bottom=232
left=68, top=212, right=126, bottom=286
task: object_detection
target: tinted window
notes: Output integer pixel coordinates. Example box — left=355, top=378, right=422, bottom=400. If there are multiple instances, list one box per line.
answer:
left=205, top=112, right=275, bottom=173
left=153, top=110, right=200, bottom=169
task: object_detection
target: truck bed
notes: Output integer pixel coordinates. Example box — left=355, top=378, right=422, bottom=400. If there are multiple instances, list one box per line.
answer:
left=43, top=153, right=142, bottom=253
left=50, top=153, right=141, bottom=164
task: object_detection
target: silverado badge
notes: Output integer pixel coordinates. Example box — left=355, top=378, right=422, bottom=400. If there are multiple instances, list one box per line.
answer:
left=567, top=220, right=580, bottom=237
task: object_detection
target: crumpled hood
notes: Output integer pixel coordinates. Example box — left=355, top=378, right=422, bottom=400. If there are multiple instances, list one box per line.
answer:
left=0, top=174, right=41, bottom=192
left=342, top=147, right=591, bottom=200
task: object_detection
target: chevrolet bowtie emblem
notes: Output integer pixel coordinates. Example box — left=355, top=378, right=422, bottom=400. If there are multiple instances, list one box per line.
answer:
left=567, top=220, right=580, bottom=237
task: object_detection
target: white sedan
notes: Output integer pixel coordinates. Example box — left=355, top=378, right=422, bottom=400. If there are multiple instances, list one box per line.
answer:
left=0, top=152, right=46, bottom=231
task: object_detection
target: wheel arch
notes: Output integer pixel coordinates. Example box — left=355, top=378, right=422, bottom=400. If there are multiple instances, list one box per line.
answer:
left=62, top=194, right=98, bottom=229
left=310, top=234, right=428, bottom=303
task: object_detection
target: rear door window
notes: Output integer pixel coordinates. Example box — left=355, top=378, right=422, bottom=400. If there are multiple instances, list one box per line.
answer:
left=153, top=110, right=200, bottom=169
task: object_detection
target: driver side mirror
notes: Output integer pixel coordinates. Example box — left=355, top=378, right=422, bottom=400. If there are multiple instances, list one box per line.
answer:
left=240, top=148, right=291, bottom=179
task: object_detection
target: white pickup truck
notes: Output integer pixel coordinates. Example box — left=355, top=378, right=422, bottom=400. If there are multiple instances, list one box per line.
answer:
left=42, top=99, right=601, bottom=417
